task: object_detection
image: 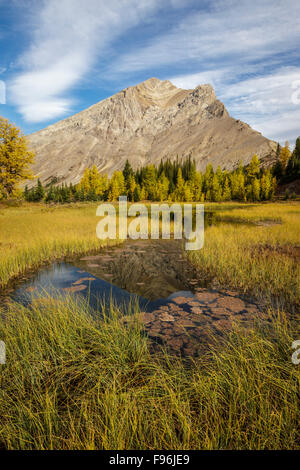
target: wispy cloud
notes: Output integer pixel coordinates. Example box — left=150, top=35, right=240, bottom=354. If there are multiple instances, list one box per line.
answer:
left=113, top=0, right=300, bottom=75
left=169, top=69, right=230, bottom=91
left=9, top=0, right=170, bottom=122
left=220, top=67, right=300, bottom=115
left=222, top=67, right=300, bottom=143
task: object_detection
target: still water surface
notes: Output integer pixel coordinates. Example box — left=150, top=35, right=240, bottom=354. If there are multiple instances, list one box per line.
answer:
left=10, top=239, right=205, bottom=313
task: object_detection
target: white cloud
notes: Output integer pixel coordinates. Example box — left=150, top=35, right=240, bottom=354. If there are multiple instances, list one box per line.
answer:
left=10, top=0, right=168, bottom=122
left=219, top=67, right=300, bottom=143
left=10, top=55, right=83, bottom=121
left=252, top=110, right=300, bottom=144
left=169, top=69, right=229, bottom=90
left=17, top=100, right=70, bottom=122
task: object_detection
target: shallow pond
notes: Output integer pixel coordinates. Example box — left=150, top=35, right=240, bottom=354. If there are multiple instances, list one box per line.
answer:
left=4, top=234, right=264, bottom=358
left=8, top=239, right=206, bottom=314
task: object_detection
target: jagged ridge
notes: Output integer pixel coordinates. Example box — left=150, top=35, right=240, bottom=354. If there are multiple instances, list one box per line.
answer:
left=28, top=77, right=277, bottom=185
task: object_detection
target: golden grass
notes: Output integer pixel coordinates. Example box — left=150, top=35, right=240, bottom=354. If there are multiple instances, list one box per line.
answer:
left=189, top=202, right=300, bottom=311
left=0, top=297, right=299, bottom=450
left=0, top=202, right=112, bottom=287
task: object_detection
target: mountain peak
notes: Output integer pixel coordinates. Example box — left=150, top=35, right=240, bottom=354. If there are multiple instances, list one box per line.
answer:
left=139, top=77, right=165, bottom=86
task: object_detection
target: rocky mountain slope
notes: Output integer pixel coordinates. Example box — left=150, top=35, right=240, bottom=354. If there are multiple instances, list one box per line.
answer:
left=28, top=78, right=277, bottom=185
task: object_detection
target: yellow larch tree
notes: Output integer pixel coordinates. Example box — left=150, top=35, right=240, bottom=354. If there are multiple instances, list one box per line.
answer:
left=0, top=118, right=35, bottom=198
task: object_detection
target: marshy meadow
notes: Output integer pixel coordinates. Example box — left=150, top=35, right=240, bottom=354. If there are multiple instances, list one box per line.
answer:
left=0, top=200, right=299, bottom=450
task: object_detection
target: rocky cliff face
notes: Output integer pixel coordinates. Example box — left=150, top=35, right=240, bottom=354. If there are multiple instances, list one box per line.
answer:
left=28, top=77, right=277, bottom=185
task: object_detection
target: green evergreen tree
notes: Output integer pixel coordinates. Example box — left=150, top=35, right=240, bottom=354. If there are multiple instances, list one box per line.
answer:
left=24, top=185, right=30, bottom=201
left=123, top=159, right=134, bottom=195
left=133, top=184, right=141, bottom=202
left=273, top=143, right=283, bottom=180
left=45, top=185, right=55, bottom=203
left=173, top=168, right=185, bottom=201
left=285, top=136, right=300, bottom=182
left=34, top=179, right=45, bottom=201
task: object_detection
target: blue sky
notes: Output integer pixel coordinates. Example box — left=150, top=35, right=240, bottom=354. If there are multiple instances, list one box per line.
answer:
left=0, top=0, right=300, bottom=144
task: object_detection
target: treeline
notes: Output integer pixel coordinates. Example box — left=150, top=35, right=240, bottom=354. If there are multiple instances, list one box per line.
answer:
left=24, top=135, right=300, bottom=204
left=24, top=155, right=274, bottom=203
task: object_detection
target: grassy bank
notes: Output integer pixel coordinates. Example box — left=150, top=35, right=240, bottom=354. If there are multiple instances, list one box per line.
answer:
left=189, top=202, right=300, bottom=312
left=0, top=202, right=110, bottom=288
left=0, top=297, right=299, bottom=450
